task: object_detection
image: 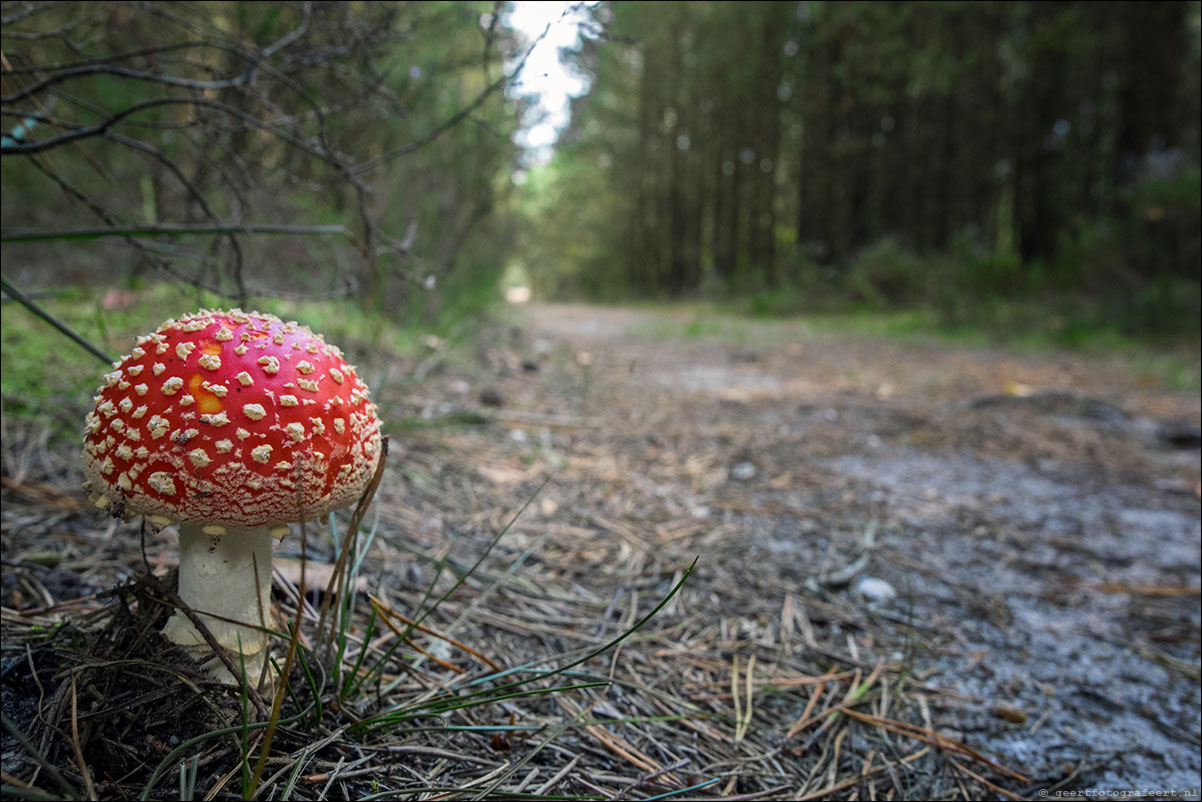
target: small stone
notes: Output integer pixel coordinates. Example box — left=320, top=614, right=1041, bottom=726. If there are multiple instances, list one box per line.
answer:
left=994, top=704, right=1027, bottom=724
left=731, top=461, right=757, bottom=481
left=853, top=576, right=897, bottom=604
left=480, top=388, right=504, bottom=407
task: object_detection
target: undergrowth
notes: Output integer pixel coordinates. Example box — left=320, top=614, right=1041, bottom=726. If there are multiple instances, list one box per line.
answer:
left=3, top=455, right=700, bottom=801
left=0, top=282, right=479, bottom=447
left=630, top=300, right=1200, bottom=393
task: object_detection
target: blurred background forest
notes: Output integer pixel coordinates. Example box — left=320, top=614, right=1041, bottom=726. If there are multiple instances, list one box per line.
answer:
left=523, top=1, right=1202, bottom=340
left=2, top=0, right=1200, bottom=348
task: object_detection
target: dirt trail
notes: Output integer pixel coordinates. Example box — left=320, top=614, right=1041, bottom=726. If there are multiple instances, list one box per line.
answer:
left=505, top=303, right=1201, bottom=792
left=3, top=302, right=1198, bottom=799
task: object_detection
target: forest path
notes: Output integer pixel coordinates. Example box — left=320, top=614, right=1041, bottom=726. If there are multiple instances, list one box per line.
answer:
left=4, top=302, right=1197, bottom=798
left=492, top=302, right=1201, bottom=789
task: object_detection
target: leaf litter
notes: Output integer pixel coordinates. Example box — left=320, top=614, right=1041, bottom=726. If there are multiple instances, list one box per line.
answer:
left=2, top=303, right=1198, bottom=800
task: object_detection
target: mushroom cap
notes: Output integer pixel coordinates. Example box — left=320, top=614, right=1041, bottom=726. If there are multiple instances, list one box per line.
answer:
left=82, top=309, right=382, bottom=528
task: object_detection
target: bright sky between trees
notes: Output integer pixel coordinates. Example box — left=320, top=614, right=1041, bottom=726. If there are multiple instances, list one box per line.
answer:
left=504, top=1, right=595, bottom=169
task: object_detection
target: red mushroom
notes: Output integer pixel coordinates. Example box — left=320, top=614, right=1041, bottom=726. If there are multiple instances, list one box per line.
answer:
left=82, top=309, right=382, bottom=682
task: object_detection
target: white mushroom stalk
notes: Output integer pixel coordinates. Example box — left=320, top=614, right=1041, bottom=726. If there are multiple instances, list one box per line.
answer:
left=160, top=524, right=282, bottom=672
left=82, top=310, right=382, bottom=685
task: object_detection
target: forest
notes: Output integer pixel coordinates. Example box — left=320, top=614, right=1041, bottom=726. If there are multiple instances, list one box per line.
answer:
left=2, top=2, right=1199, bottom=336
left=523, top=2, right=1201, bottom=336
left=2, top=1, right=522, bottom=323
left=1, top=3, right=1199, bottom=801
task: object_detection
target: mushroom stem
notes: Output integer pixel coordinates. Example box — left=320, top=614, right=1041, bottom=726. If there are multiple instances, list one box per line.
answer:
left=163, top=524, right=273, bottom=663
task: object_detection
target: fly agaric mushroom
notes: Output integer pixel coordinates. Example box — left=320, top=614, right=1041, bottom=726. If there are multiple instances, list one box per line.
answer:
left=82, top=309, right=381, bottom=682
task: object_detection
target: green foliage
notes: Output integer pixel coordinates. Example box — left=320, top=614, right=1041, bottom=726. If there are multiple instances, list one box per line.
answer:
left=746, top=286, right=808, bottom=317
left=846, top=238, right=926, bottom=309
left=2, top=1, right=520, bottom=329
left=517, top=1, right=1200, bottom=341
left=1053, top=168, right=1202, bottom=289
left=1048, top=167, right=1202, bottom=335
left=739, top=220, right=1201, bottom=344
left=0, top=293, right=95, bottom=407
left=0, top=283, right=451, bottom=453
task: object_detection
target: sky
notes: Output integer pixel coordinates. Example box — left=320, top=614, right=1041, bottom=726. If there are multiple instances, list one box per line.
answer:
left=504, top=1, right=595, bottom=168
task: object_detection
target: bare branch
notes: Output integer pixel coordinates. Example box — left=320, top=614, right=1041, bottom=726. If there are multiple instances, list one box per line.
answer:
left=1, top=223, right=350, bottom=242
left=1, top=58, right=259, bottom=104
left=0, top=96, right=343, bottom=163
left=349, top=68, right=510, bottom=176
left=20, top=154, right=247, bottom=300
left=1, top=0, right=70, bottom=27
left=2, top=1, right=520, bottom=308
left=1, top=40, right=228, bottom=74
left=103, top=130, right=247, bottom=302
left=0, top=274, right=113, bottom=365
left=349, top=9, right=548, bottom=175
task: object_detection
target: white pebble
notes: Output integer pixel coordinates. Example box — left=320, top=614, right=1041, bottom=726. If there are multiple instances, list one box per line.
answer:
left=853, top=576, right=897, bottom=604
left=731, top=461, right=757, bottom=481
